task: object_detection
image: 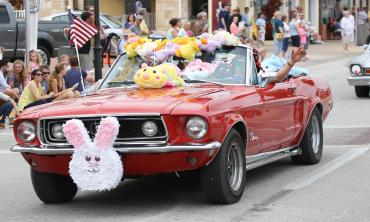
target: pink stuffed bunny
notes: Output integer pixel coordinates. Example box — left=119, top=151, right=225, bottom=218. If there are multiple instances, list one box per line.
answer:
left=182, top=59, right=217, bottom=79
left=63, top=117, right=123, bottom=191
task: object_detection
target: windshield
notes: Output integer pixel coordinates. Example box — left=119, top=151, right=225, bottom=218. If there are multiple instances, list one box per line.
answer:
left=101, top=15, right=122, bottom=28
left=99, top=46, right=248, bottom=90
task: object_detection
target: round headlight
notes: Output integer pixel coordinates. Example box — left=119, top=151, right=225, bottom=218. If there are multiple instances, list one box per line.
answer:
left=17, top=121, right=36, bottom=142
left=351, top=64, right=362, bottom=75
left=52, top=124, right=64, bottom=139
left=142, top=121, right=158, bottom=137
left=186, top=117, right=208, bottom=140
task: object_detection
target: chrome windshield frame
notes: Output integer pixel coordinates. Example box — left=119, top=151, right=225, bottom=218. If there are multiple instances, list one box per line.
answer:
left=97, top=45, right=256, bottom=91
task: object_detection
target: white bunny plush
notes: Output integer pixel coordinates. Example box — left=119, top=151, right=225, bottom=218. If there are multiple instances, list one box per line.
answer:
left=63, top=117, right=123, bottom=191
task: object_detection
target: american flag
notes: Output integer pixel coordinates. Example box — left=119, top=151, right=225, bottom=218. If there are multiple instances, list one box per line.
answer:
left=67, top=9, right=98, bottom=48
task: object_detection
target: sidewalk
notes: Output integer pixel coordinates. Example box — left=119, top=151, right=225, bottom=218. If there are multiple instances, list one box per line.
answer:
left=263, top=40, right=363, bottom=68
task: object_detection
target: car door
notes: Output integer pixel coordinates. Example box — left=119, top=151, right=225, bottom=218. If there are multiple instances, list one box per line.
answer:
left=257, top=81, right=297, bottom=152
left=0, top=3, right=16, bottom=58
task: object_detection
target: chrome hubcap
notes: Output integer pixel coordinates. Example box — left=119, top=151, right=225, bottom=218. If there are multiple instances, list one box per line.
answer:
left=227, top=142, right=243, bottom=192
left=310, top=115, right=321, bottom=154
left=37, top=49, right=48, bottom=65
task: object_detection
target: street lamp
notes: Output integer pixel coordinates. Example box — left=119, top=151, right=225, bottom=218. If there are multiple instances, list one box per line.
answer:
left=93, top=0, right=102, bottom=80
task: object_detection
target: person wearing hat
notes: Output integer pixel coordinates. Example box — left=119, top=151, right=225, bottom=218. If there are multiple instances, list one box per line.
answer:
left=0, top=59, right=19, bottom=100
left=129, top=15, right=143, bottom=36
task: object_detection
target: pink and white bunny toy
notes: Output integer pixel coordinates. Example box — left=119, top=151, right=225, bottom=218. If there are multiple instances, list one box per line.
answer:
left=63, top=117, right=123, bottom=191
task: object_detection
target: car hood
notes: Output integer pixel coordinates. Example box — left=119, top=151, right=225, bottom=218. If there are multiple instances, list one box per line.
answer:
left=352, top=51, right=370, bottom=67
left=22, top=86, right=224, bottom=119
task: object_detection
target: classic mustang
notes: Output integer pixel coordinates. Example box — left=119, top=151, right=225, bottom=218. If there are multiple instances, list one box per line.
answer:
left=11, top=46, right=332, bottom=204
left=347, top=44, right=370, bottom=97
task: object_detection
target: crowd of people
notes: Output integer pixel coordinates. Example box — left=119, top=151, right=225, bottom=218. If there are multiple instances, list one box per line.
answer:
left=0, top=50, right=95, bottom=128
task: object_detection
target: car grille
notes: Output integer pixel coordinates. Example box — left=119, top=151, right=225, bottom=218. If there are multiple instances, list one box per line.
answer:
left=39, top=116, right=168, bottom=147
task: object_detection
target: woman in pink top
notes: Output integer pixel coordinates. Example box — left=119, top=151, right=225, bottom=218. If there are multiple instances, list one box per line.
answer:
left=230, top=16, right=240, bottom=36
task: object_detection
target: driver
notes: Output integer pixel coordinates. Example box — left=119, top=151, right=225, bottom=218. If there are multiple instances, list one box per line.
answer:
left=252, top=46, right=307, bottom=82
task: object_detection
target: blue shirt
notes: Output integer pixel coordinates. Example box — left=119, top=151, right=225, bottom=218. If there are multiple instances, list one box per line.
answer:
left=273, top=18, right=283, bottom=35
left=218, top=9, right=229, bottom=29
left=64, top=68, right=87, bottom=92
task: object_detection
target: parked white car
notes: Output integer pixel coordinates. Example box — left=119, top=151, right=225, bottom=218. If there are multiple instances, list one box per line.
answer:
left=347, top=44, right=370, bottom=97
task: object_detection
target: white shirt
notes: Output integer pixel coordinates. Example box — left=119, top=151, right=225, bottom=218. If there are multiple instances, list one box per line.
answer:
left=0, top=91, right=9, bottom=102
left=358, top=11, right=367, bottom=25
left=283, top=22, right=291, bottom=38
left=0, top=70, right=10, bottom=92
left=341, top=16, right=355, bottom=35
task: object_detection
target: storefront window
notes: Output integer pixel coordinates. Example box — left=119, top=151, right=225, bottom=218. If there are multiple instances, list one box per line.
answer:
left=320, top=0, right=352, bottom=24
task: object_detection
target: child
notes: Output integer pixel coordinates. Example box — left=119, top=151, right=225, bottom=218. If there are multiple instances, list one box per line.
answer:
left=60, top=55, right=71, bottom=71
left=182, top=20, right=193, bottom=37
left=298, top=22, right=307, bottom=49
left=27, top=49, right=42, bottom=84
left=230, top=16, right=240, bottom=36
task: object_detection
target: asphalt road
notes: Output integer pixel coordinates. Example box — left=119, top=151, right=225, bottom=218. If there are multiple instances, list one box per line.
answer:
left=1, top=43, right=370, bottom=222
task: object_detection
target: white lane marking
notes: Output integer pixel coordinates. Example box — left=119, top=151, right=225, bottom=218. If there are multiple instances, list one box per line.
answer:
left=284, top=147, right=369, bottom=190
left=324, top=125, right=370, bottom=129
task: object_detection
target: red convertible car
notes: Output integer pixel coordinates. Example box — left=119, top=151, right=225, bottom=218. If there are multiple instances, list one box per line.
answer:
left=11, top=46, right=332, bottom=204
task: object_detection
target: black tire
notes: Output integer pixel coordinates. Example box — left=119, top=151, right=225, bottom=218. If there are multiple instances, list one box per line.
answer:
left=292, top=108, right=323, bottom=165
left=31, top=168, right=77, bottom=204
left=200, top=129, right=246, bottom=204
left=37, top=46, right=51, bottom=65
left=355, top=86, right=369, bottom=98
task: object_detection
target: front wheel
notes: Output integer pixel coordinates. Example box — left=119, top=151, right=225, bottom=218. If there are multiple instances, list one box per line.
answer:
left=200, top=129, right=246, bottom=204
left=31, top=168, right=77, bottom=204
left=355, top=86, right=369, bottom=98
left=292, top=108, right=323, bottom=164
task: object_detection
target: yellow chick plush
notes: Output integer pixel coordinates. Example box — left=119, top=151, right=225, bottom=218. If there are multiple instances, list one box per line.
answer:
left=134, top=64, right=168, bottom=88
left=176, top=41, right=200, bottom=61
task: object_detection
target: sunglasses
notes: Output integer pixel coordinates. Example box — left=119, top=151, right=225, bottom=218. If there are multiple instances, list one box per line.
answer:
left=42, top=72, right=50, bottom=75
left=34, top=73, right=43, bottom=76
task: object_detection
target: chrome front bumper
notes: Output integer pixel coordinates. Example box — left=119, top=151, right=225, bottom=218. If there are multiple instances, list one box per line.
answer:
left=347, top=76, right=370, bottom=86
left=10, top=142, right=221, bottom=155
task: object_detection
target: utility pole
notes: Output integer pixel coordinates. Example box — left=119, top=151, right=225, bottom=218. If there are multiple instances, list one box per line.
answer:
left=93, top=0, right=102, bottom=80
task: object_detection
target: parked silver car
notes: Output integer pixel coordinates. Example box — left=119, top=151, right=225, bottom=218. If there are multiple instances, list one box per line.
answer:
left=347, top=44, right=370, bottom=97
left=40, top=11, right=123, bottom=37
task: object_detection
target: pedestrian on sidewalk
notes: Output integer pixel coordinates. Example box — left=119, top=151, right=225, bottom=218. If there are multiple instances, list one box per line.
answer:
left=230, top=16, right=240, bottom=36
left=217, top=3, right=231, bottom=31
left=193, top=12, right=208, bottom=36
left=0, top=59, right=18, bottom=100
left=227, top=7, right=242, bottom=33
left=282, top=15, right=290, bottom=58
left=340, top=10, right=355, bottom=54
left=272, top=11, right=284, bottom=57
left=289, top=13, right=300, bottom=48
left=129, top=15, right=143, bottom=36
left=255, top=12, right=266, bottom=48
left=241, top=7, right=252, bottom=38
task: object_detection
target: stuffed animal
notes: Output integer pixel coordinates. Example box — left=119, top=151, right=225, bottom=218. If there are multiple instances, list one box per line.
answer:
left=159, top=63, right=185, bottom=87
left=135, top=41, right=157, bottom=59
left=134, top=63, right=185, bottom=88
left=134, top=64, right=168, bottom=88
left=152, top=42, right=179, bottom=63
left=63, top=117, right=123, bottom=191
left=197, top=33, right=222, bottom=53
left=212, top=31, right=239, bottom=46
left=182, top=59, right=216, bottom=79
left=175, top=41, right=200, bottom=61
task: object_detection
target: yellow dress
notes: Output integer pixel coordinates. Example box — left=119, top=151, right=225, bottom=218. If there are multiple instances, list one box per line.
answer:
left=18, top=81, right=42, bottom=111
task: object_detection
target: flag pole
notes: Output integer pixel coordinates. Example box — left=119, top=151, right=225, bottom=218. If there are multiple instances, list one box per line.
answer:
left=73, top=39, right=85, bottom=92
